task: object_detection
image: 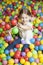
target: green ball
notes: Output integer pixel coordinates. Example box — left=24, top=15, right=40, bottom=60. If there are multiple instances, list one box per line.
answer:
left=0, top=62, right=2, bottom=65
left=0, top=11, right=2, bottom=15
left=2, top=2, right=5, bottom=6
left=0, top=28, right=3, bottom=33
left=12, top=27, right=19, bottom=35
left=37, top=13, right=40, bottom=17
left=35, top=24, right=39, bottom=27
left=2, top=57, right=6, bottom=60
left=34, top=28, right=38, bottom=33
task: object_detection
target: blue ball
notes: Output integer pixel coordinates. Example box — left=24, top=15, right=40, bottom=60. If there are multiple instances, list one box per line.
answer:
left=14, top=48, right=17, bottom=51
left=39, top=45, right=43, bottom=50
left=0, top=44, right=3, bottom=47
left=35, top=46, right=39, bottom=51
left=7, top=56, right=11, bottom=60
left=18, top=63, right=22, bottom=65
left=30, top=38, right=35, bottom=43
left=5, top=50, right=9, bottom=54
left=40, top=23, right=43, bottom=27
left=29, top=57, right=35, bottom=62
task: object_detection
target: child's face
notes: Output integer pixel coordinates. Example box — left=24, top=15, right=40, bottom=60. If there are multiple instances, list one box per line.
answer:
left=21, top=13, right=36, bottom=22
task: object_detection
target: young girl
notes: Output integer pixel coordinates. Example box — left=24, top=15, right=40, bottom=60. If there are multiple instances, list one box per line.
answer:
left=17, top=9, right=36, bottom=44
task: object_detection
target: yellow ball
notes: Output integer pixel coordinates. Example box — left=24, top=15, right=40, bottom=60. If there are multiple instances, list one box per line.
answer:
left=31, top=62, right=37, bottom=65
left=40, top=58, right=43, bottom=63
left=5, top=16, right=10, bottom=23
left=38, top=63, right=42, bottom=65
left=38, top=35, right=42, bottom=39
left=27, top=52, right=32, bottom=58
left=38, top=51, right=42, bottom=54
left=14, top=64, right=18, bottom=65
left=10, top=52, right=14, bottom=57
left=32, top=54, right=38, bottom=59
left=35, top=18, right=40, bottom=24
left=8, top=59, right=14, bottom=64
left=20, top=58, right=25, bottom=64
left=24, top=61, right=30, bottom=65
left=40, top=40, right=43, bottom=45
left=4, top=43, right=8, bottom=48
left=0, top=19, right=3, bottom=23
left=29, top=44, right=35, bottom=50
left=20, top=44, right=23, bottom=48
left=38, top=54, right=43, bottom=58
left=1, top=54, right=6, bottom=58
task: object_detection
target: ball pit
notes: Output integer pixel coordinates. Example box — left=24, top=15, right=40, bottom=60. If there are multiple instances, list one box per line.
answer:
left=0, top=0, right=43, bottom=65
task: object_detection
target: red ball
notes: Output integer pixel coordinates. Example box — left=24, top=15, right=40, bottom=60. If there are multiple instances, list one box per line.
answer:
left=32, top=10, right=37, bottom=16
left=25, top=48, right=29, bottom=53
left=16, top=44, right=20, bottom=48
left=31, top=4, right=34, bottom=8
left=14, top=53, right=20, bottom=59
left=16, top=50, right=21, bottom=54
left=35, top=41, right=40, bottom=46
left=0, top=58, right=2, bottom=62
left=24, top=56, right=28, bottom=61
left=5, top=24, right=11, bottom=30
left=38, top=26, right=42, bottom=31
left=11, top=19, right=17, bottom=26
left=33, top=35, right=38, bottom=39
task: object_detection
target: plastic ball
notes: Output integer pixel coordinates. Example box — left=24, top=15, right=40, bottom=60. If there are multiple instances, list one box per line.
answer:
left=10, top=51, right=14, bottom=57
left=12, top=27, right=19, bottom=35
left=24, top=61, right=30, bottom=65
left=31, top=62, right=37, bottom=65
left=14, top=59, right=19, bottom=64
left=21, top=52, right=26, bottom=57
left=24, top=48, right=29, bottom=53
left=35, top=59, right=39, bottom=63
left=24, top=56, right=28, bottom=61
left=29, top=57, right=35, bottom=62
left=27, top=51, right=32, bottom=58
left=2, top=60, right=7, bottom=65
left=16, top=44, right=20, bottom=48
left=39, top=45, right=43, bottom=50
left=35, top=46, right=39, bottom=51
left=30, top=38, right=35, bottom=43
left=14, top=48, right=17, bottom=51
left=11, top=19, right=17, bottom=26
left=40, top=40, right=43, bottom=44
left=8, top=59, right=14, bottom=64
left=5, top=24, right=11, bottom=30
left=34, top=28, right=38, bottom=34
left=29, top=44, right=35, bottom=50
left=35, top=41, right=40, bottom=46
left=20, top=58, right=25, bottom=64
left=0, top=62, right=2, bottom=65
left=38, top=26, right=42, bottom=31
left=7, top=55, right=11, bottom=60
left=0, top=28, right=3, bottom=34
left=5, top=50, right=9, bottom=54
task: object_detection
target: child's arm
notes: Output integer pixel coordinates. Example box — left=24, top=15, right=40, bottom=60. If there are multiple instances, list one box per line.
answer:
left=18, top=23, right=32, bottom=30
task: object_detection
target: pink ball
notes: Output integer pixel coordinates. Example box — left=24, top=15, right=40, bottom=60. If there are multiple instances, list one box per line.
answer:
left=14, top=59, right=19, bottom=63
left=10, top=49, right=14, bottom=52
left=2, top=60, right=7, bottom=65
left=35, top=59, right=39, bottom=63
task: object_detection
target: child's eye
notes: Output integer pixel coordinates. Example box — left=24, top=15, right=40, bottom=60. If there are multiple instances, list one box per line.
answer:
left=29, top=19, right=31, bottom=22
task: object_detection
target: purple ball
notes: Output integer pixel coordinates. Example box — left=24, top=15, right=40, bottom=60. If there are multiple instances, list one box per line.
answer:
left=14, top=59, right=19, bottom=63
left=21, top=52, right=26, bottom=57
left=2, top=60, right=7, bottom=65
left=21, top=39, right=26, bottom=44
left=6, top=35, right=12, bottom=41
